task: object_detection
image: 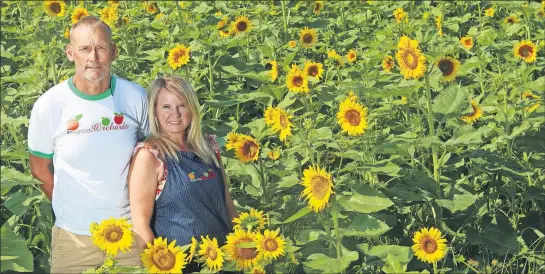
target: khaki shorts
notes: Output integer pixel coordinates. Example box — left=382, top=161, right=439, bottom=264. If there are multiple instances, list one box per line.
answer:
left=50, top=226, right=142, bottom=273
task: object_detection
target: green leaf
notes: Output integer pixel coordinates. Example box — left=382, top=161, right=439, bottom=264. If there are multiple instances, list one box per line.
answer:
left=466, top=215, right=522, bottom=256
left=382, top=254, right=407, bottom=273
left=468, top=150, right=532, bottom=181
left=342, top=214, right=392, bottom=237
left=282, top=206, right=312, bottom=224
left=297, top=229, right=331, bottom=244
left=276, top=174, right=300, bottom=189
left=477, top=28, right=497, bottom=46
left=437, top=192, right=478, bottom=213
left=446, top=126, right=490, bottom=146
left=339, top=185, right=394, bottom=213
left=74, top=114, right=83, bottom=121
left=303, top=251, right=358, bottom=273
left=0, top=223, right=34, bottom=272
left=362, top=245, right=413, bottom=263
left=4, top=191, right=31, bottom=216
left=1, top=166, right=41, bottom=195
left=433, top=85, right=470, bottom=123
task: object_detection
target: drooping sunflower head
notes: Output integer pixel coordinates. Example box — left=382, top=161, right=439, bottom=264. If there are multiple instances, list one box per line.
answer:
left=90, top=217, right=133, bottom=256
left=267, top=149, right=281, bottom=160
left=485, top=7, right=495, bottom=17
left=234, top=135, right=260, bottom=163
left=217, top=16, right=228, bottom=29
left=224, top=229, right=262, bottom=271
left=44, top=1, right=66, bottom=17
left=299, top=27, right=318, bottom=48
left=436, top=57, right=461, bottom=82
left=255, top=228, right=286, bottom=260
left=264, top=106, right=279, bottom=127
left=141, top=237, right=187, bottom=273
left=288, top=40, right=297, bottom=48
left=382, top=55, right=395, bottom=72
left=412, top=227, right=448, bottom=264
left=522, top=91, right=541, bottom=113
left=286, top=64, right=310, bottom=93
left=435, top=16, right=443, bottom=36
left=249, top=265, right=266, bottom=274
left=313, top=1, right=324, bottom=15
left=145, top=1, right=160, bottom=15
left=226, top=132, right=242, bottom=150
left=395, top=45, right=427, bottom=79
left=219, top=29, right=231, bottom=38
left=460, top=36, right=474, bottom=50
left=186, top=236, right=198, bottom=262
left=461, top=100, right=483, bottom=124
left=504, top=15, right=520, bottom=24
left=233, top=208, right=267, bottom=232
left=336, top=98, right=368, bottom=136
left=269, top=60, right=279, bottom=82
left=347, top=90, right=358, bottom=103
left=71, top=7, right=90, bottom=24
left=64, top=27, right=70, bottom=39
left=393, top=7, right=408, bottom=23
left=346, top=49, right=357, bottom=63
left=514, top=40, right=537, bottom=63
left=167, top=44, right=191, bottom=69
left=232, top=15, right=252, bottom=35
left=301, top=165, right=334, bottom=212
left=99, top=5, right=118, bottom=27
left=198, top=236, right=224, bottom=272
left=271, top=108, right=294, bottom=142
left=303, top=61, right=324, bottom=79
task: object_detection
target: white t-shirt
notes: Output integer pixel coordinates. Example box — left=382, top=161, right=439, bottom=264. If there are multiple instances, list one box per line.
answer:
left=28, top=76, right=149, bottom=235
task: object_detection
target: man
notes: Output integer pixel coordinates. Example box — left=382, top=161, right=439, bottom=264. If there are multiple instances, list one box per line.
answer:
left=28, top=16, right=148, bottom=273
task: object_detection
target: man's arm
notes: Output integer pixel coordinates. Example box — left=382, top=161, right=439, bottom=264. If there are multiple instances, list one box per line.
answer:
left=29, top=154, right=54, bottom=201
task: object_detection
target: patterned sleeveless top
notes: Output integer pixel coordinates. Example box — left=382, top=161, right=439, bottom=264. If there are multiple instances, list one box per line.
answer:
left=133, top=135, right=231, bottom=246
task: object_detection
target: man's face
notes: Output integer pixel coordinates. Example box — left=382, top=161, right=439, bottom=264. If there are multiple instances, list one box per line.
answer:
left=66, top=24, right=117, bottom=82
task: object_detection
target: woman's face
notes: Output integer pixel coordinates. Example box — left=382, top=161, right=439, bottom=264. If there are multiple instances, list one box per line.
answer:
left=155, top=88, right=193, bottom=138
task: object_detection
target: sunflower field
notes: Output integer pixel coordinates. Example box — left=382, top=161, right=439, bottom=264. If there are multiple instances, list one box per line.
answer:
left=1, top=0, right=545, bottom=273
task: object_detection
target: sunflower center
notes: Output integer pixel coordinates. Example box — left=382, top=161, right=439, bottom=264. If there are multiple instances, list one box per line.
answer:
left=50, top=2, right=61, bottom=14
left=508, top=18, right=514, bottom=23
left=308, top=65, right=318, bottom=76
left=349, top=53, right=355, bottom=59
left=422, top=237, right=438, bottom=254
left=402, top=49, right=418, bottom=69
left=465, top=40, right=472, bottom=46
left=438, top=60, right=454, bottom=75
left=237, top=21, right=247, bottom=31
left=237, top=238, right=258, bottom=260
left=314, top=4, right=321, bottom=12
left=206, top=246, right=218, bottom=260
left=303, top=34, right=313, bottom=44
left=293, top=76, right=303, bottom=87
left=279, top=114, right=288, bottom=128
left=174, top=50, right=186, bottom=63
left=345, top=110, right=361, bottom=126
left=242, top=141, right=258, bottom=158
left=264, top=239, right=278, bottom=251
left=103, top=226, right=123, bottom=243
left=152, top=248, right=176, bottom=271
left=311, top=176, right=329, bottom=200
left=519, top=45, right=533, bottom=57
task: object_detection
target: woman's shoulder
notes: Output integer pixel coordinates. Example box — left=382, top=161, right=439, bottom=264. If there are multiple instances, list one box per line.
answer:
left=134, top=141, right=162, bottom=160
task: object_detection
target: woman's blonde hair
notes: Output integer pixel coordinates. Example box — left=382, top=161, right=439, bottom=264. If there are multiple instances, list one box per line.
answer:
left=146, top=75, right=219, bottom=167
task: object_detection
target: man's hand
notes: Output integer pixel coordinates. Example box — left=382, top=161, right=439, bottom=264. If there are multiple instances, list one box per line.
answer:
left=29, top=154, right=54, bottom=201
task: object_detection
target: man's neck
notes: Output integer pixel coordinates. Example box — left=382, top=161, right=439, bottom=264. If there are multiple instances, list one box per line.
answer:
left=73, top=75, right=111, bottom=96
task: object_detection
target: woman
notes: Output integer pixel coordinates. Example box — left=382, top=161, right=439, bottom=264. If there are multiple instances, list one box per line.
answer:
left=129, top=75, right=237, bottom=269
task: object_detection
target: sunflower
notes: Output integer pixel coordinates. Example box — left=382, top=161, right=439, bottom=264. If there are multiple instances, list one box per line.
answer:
left=347, top=91, right=358, bottom=103
left=233, top=135, right=260, bottom=163
left=461, top=100, right=483, bottom=123
left=393, top=7, right=408, bottom=23
left=303, top=61, right=324, bottom=79
left=346, top=49, right=357, bottom=63
left=301, top=165, right=334, bottom=212
left=249, top=265, right=266, bottom=274
left=382, top=55, right=395, bottom=72
left=255, top=229, right=286, bottom=260
left=504, top=15, right=520, bottom=24
left=422, top=11, right=430, bottom=20
left=215, top=10, right=222, bottom=17
left=337, top=97, right=368, bottom=136
left=64, top=27, right=70, bottom=39
left=264, top=107, right=278, bottom=126
left=186, top=237, right=197, bottom=262
left=224, top=229, right=261, bottom=271
left=141, top=237, right=187, bottom=273
left=145, top=1, right=159, bottom=15
left=412, top=227, right=448, bottom=264
left=99, top=5, right=118, bottom=27
left=286, top=64, right=310, bottom=93
left=108, top=0, right=120, bottom=7
left=327, top=50, right=344, bottom=66
left=485, top=7, right=494, bottom=17
left=436, top=57, right=461, bottom=82
left=397, top=35, right=419, bottom=50
left=538, top=9, right=545, bottom=18
left=90, top=217, right=133, bottom=256
left=522, top=91, right=541, bottom=113
left=226, top=132, right=242, bottom=150
left=71, top=7, right=89, bottom=24
left=313, top=1, right=324, bottom=15
left=299, top=27, right=318, bottom=48
left=219, top=29, right=231, bottom=38
left=167, top=44, right=191, bottom=69
left=514, top=40, right=537, bottom=63
left=269, top=60, right=278, bottom=82
left=217, top=17, right=228, bottom=29
left=435, top=16, right=443, bottom=36
left=233, top=208, right=267, bottom=232
left=44, top=1, right=66, bottom=17
left=267, top=149, right=280, bottom=160
left=198, top=236, right=224, bottom=272
left=288, top=40, right=297, bottom=48
left=396, top=38, right=427, bottom=79
left=460, top=36, right=474, bottom=50
left=271, top=108, right=294, bottom=142
left=232, top=15, right=252, bottom=35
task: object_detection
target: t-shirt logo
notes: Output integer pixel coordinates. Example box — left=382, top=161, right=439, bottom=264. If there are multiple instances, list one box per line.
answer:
left=67, top=112, right=128, bottom=135
left=66, top=114, right=83, bottom=130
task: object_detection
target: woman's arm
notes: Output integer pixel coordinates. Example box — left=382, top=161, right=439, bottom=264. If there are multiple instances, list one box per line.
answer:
left=128, top=148, right=161, bottom=250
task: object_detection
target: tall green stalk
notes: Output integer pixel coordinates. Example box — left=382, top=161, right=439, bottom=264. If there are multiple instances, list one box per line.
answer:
left=281, top=1, right=289, bottom=42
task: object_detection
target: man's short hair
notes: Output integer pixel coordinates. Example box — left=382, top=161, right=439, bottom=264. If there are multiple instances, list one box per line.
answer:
left=70, top=16, right=112, bottom=43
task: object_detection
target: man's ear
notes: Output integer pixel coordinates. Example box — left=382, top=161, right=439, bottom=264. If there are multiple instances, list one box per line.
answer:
left=66, top=44, right=74, bottom=62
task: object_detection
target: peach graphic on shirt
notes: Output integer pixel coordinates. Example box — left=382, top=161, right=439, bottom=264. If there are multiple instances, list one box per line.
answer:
left=67, top=114, right=83, bottom=130
left=188, top=172, right=196, bottom=180
left=113, top=112, right=124, bottom=125
left=101, top=117, right=111, bottom=126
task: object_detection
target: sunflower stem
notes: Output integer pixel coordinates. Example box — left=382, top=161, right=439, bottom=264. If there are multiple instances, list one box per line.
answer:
left=208, top=50, right=214, bottom=95
left=47, top=50, right=58, bottom=86
left=280, top=1, right=289, bottom=43
left=331, top=196, right=343, bottom=259
left=175, top=3, right=186, bottom=44
left=258, top=155, right=269, bottom=209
